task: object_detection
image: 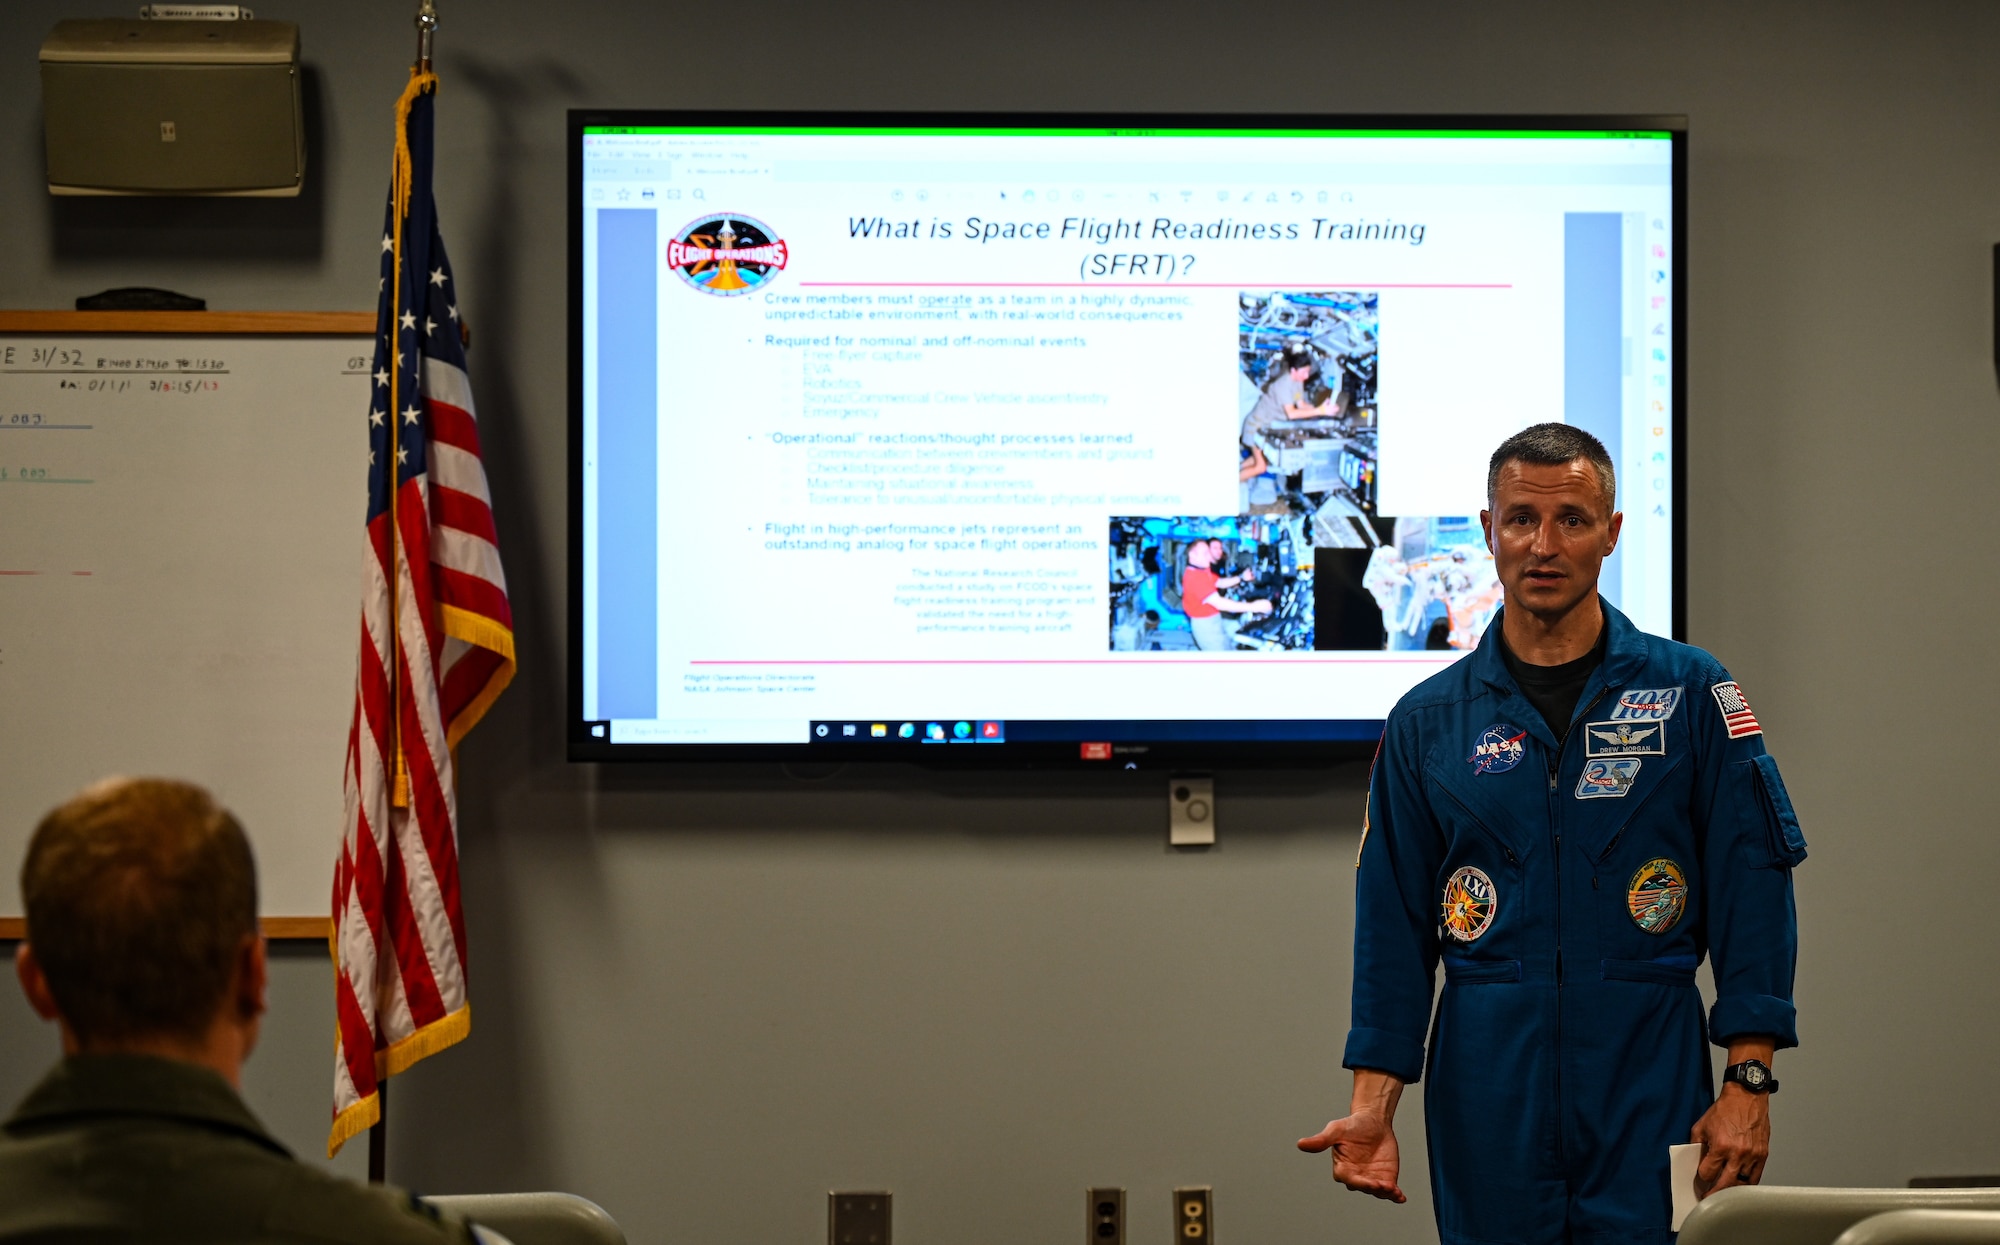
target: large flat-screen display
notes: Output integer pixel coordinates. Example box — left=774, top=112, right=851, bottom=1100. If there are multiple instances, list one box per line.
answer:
left=569, top=112, right=1686, bottom=766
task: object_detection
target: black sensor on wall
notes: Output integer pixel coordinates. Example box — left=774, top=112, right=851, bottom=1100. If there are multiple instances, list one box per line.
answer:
left=567, top=111, right=1688, bottom=768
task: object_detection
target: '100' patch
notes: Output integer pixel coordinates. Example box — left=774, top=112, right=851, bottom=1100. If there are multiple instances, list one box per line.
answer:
left=1606, top=687, right=1682, bottom=721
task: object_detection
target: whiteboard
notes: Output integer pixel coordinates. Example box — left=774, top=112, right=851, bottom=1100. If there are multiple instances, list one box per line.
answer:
left=1, top=320, right=371, bottom=918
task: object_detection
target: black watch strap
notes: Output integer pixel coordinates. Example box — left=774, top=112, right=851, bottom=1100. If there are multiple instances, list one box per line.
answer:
left=1723, top=1059, right=1779, bottom=1094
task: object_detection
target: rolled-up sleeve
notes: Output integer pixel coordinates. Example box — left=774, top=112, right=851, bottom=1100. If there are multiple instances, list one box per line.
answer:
left=1343, top=713, right=1446, bottom=1083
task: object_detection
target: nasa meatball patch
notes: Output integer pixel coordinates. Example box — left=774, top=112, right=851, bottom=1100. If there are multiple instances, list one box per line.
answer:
left=1440, top=866, right=1498, bottom=943
left=1468, top=724, right=1527, bottom=775
left=1627, top=858, right=1690, bottom=934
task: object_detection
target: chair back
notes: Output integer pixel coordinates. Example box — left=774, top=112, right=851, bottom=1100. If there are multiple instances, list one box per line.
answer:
left=1681, top=1187, right=2000, bottom=1245
left=425, top=1192, right=626, bottom=1245
left=1833, top=1210, right=2000, bottom=1245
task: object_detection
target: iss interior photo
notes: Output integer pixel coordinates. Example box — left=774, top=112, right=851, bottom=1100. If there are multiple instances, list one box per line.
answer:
left=3, top=3, right=2000, bottom=1245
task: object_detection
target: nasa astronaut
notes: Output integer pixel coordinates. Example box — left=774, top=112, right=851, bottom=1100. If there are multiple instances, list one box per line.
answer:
left=1299, top=424, right=1805, bottom=1243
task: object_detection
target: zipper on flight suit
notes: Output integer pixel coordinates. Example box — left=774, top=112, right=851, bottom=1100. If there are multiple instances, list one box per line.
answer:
left=1547, top=685, right=1607, bottom=1171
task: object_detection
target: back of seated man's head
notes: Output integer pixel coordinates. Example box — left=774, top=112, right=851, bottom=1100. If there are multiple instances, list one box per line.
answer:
left=17, top=777, right=263, bottom=1073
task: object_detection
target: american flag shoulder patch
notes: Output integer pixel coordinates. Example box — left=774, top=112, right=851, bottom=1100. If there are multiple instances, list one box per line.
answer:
left=1711, top=680, right=1762, bottom=738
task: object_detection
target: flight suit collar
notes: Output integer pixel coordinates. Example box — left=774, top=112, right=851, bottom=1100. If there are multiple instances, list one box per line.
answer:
left=1439, top=599, right=1664, bottom=862
left=5, top=1053, right=289, bottom=1157
left=1468, top=596, right=1650, bottom=735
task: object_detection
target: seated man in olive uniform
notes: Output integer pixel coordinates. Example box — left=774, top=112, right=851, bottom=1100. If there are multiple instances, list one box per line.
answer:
left=1, top=776, right=502, bottom=1245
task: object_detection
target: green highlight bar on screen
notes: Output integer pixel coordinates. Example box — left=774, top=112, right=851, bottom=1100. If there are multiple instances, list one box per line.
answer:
left=583, top=126, right=1673, bottom=140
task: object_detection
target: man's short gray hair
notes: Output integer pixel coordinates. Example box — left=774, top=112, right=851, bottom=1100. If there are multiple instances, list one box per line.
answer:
left=1486, top=422, right=1616, bottom=510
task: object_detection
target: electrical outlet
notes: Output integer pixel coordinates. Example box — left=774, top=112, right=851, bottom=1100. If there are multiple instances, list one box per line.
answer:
left=1169, top=775, right=1216, bottom=846
left=829, top=1191, right=890, bottom=1245
left=1173, top=1186, right=1212, bottom=1242
left=1086, top=1187, right=1124, bottom=1244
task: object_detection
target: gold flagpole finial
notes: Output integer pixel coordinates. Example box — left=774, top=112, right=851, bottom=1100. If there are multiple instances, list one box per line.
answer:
left=415, top=0, right=438, bottom=73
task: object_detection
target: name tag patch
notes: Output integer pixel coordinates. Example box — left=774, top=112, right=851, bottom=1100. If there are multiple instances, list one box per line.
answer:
left=1576, top=757, right=1642, bottom=798
left=1441, top=866, right=1497, bottom=942
left=1607, top=687, right=1682, bottom=721
left=1469, top=723, right=1527, bottom=775
left=1584, top=720, right=1666, bottom=757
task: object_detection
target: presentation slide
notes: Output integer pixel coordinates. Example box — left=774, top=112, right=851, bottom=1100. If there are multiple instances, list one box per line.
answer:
left=574, top=123, right=1677, bottom=749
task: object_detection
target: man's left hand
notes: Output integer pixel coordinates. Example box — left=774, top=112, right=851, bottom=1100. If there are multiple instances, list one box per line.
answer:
left=1690, top=1085, right=1770, bottom=1196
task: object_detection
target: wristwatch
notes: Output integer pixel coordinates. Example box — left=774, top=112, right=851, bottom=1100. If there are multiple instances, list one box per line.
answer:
left=1722, top=1059, right=1779, bottom=1094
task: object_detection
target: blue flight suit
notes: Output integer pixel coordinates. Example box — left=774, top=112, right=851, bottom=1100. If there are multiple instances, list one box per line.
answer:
left=1345, top=600, right=1805, bottom=1245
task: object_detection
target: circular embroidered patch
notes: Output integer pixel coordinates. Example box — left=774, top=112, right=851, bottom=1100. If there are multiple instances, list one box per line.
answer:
left=1627, top=858, right=1689, bottom=934
left=1468, top=724, right=1527, bottom=775
left=1440, top=866, right=1498, bottom=943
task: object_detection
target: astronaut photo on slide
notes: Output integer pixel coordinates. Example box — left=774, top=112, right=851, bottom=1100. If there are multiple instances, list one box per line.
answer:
left=1107, top=509, right=1332, bottom=652
left=1236, top=291, right=1380, bottom=548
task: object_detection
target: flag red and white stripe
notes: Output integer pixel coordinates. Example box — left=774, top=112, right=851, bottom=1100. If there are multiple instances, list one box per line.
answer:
left=1711, top=680, right=1762, bottom=739
left=330, top=69, right=513, bottom=1157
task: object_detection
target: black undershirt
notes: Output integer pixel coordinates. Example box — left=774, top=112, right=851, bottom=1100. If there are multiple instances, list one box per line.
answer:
left=1499, top=622, right=1608, bottom=745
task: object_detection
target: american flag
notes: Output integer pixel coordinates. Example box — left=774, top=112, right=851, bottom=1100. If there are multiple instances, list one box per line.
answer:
left=329, top=70, right=514, bottom=1157
left=1712, top=680, right=1762, bottom=740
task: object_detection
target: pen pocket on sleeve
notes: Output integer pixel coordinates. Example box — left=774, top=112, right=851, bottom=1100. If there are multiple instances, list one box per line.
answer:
left=1751, top=754, right=1808, bottom=867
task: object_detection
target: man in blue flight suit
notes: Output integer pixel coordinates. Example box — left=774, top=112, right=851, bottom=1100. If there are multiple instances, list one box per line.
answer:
left=1298, top=424, right=1805, bottom=1243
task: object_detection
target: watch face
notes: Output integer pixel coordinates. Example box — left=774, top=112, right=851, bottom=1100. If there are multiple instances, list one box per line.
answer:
left=1743, top=1064, right=1767, bottom=1086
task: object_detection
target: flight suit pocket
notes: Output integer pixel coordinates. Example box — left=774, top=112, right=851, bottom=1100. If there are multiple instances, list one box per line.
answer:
left=1442, top=957, right=1522, bottom=984
left=1601, top=956, right=1697, bottom=986
left=1751, top=754, right=1807, bottom=867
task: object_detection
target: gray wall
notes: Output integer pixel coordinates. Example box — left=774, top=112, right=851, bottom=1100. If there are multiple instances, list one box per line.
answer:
left=5, top=1, right=1999, bottom=1241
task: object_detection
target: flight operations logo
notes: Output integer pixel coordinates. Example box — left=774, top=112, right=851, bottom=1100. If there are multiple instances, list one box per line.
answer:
left=666, top=213, right=789, bottom=296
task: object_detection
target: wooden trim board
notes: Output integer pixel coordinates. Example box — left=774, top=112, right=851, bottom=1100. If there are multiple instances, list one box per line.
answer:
left=0, top=311, right=373, bottom=335
left=0, top=916, right=331, bottom=943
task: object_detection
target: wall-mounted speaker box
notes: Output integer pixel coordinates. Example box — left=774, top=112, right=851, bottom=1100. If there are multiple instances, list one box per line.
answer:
left=40, top=19, right=304, bottom=197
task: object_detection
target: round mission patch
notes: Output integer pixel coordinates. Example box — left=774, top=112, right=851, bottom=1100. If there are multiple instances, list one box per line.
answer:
left=1440, top=865, right=1497, bottom=943
left=1468, top=724, right=1527, bottom=775
left=1627, top=858, right=1689, bottom=934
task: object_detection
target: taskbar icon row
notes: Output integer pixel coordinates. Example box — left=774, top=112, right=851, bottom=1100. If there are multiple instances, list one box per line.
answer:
left=809, top=719, right=1005, bottom=744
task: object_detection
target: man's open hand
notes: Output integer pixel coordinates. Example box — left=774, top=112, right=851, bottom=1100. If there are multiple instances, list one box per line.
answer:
left=1297, top=1111, right=1407, bottom=1203
left=1690, top=1085, right=1770, bottom=1196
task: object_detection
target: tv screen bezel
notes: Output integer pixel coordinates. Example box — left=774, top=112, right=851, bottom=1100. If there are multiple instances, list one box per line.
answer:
left=565, top=109, right=1689, bottom=769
